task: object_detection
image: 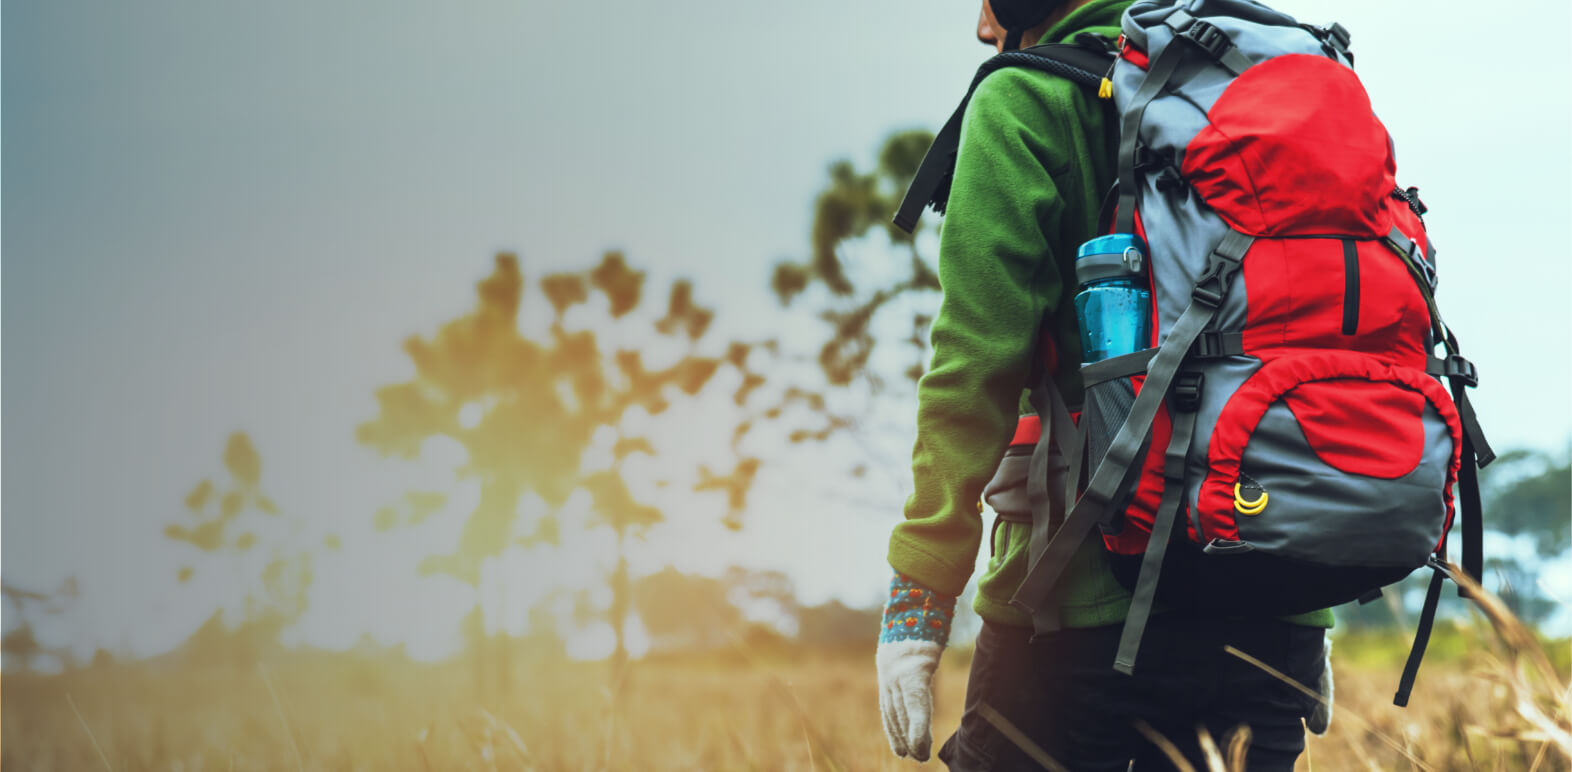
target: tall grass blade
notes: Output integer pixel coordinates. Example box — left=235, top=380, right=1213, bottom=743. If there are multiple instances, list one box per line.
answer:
left=65, top=693, right=114, bottom=772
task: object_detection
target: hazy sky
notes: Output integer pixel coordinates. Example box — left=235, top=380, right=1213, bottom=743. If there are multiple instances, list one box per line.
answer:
left=5, top=0, right=1570, bottom=662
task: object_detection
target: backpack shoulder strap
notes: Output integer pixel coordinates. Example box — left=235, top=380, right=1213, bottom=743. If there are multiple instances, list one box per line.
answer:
left=893, top=39, right=1117, bottom=234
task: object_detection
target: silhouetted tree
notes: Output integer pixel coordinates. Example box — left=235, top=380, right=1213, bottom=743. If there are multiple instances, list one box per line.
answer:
left=1, top=578, right=78, bottom=670
left=165, top=432, right=314, bottom=657
left=359, top=252, right=771, bottom=692
left=772, top=129, right=939, bottom=390
left=766, top=131, right=944, bottom=501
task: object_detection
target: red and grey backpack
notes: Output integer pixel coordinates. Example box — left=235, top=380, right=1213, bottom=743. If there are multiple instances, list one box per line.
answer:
left=895, top=0, right=1493, bottom=706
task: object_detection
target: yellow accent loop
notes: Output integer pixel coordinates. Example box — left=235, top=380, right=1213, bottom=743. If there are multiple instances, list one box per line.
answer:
left=977, top=499, right=985, bottom=514
left=1098, top=77, right=1114, bottom=100
left=1234, top=483, right=1268, bottom=516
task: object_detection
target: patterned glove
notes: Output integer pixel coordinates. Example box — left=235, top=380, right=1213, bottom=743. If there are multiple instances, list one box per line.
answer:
left=876, top=573, right=957, bottom=761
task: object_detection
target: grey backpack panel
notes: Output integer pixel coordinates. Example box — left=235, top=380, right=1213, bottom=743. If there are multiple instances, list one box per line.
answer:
left=1233, top=399, right=1455, bottom=567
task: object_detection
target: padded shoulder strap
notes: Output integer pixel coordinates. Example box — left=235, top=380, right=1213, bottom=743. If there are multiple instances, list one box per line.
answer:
left=893, top=41, right=1117, bottom=234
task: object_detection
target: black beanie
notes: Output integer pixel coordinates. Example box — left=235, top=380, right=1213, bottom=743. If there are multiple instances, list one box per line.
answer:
left=990, top=0, right=1067, bottom=49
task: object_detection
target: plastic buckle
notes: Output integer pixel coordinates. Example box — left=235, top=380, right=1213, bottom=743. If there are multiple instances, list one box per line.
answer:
left=1412, top=242, right=1439, bottom=289
left=1405, top=186, right=1429, bottom=216
left=1326, top=22, right=1352, bottom=51
left=1155, top=166, right=1186, bottom=194
left=1173, top=372, right=1204, bottom=412
left=1190, top=261, right=1238, bottom=308
left=1191, top=284, right=1223, bottom=308
left=1443, top=355, right=1479, bottom=388
left=1182, top=20, right=1231, bottom=60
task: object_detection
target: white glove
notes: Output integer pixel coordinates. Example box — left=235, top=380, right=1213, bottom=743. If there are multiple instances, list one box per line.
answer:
left=878, top=639, right=944, bottom=760
left=877, top=573, right=956, bottom=761
left=1306, top=638, right=1333, bottom=735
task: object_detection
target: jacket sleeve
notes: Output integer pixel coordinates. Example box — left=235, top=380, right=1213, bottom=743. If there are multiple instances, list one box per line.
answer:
left=888, top=69, right=1079, bottom=597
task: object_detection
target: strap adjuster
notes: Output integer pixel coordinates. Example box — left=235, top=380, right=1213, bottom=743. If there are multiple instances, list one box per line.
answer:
left=1326, top=22, right=1352, bottom=51
left=1191, top=331, right=1241, bottom=358
left=1181, top=20, right=1232, bottom=60
left=1443, top=355, right=1479, bottom=388
left=1173, top=372, right=1204, bottom=412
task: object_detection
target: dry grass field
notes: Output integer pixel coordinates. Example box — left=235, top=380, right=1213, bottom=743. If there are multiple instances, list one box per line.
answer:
left=3, top=621, right=1568, bottom=772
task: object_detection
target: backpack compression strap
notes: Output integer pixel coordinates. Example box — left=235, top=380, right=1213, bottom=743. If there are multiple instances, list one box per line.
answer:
left=1011, top=230, right=1255, bottom=663
left=892, top=40, right=1116, bottom=234
left=1385, top=227, right=1495, bottom=707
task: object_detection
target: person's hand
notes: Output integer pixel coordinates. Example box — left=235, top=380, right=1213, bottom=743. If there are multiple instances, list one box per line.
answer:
left=877, top=574, right=956, bottom=761
left=1306, top=638, right=1334, bottom=735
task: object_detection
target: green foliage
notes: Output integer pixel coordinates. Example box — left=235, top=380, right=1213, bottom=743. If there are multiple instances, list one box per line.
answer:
left=1480, top=448, right=1571, bottom=556
left=1337, top=444, right=1571, bottom=629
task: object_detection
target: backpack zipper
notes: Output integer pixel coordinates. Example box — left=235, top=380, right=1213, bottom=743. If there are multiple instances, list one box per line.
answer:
left=1341, top=239, right=1360, bottom=335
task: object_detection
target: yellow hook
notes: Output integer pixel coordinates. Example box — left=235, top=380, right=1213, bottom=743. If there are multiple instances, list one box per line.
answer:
left=1234, top=482, right=1268, bottom=516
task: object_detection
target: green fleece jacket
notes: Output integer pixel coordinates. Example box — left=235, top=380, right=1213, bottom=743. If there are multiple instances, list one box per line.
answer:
left=888, top=0, right=1334, bottom=630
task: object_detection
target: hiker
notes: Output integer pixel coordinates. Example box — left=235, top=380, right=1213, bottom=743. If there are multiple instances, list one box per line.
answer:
left=874, top=1, right=1344, bottom=769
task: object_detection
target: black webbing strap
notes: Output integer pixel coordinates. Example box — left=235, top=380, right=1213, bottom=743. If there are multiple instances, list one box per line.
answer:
left=1012, top=231, right=1253, bottom=627
left=1394, top=560, right=1450, bottom=706
left=1113, top=404, right=1197, bottom=675
left=1113, top=36, right=1188, bottom=235
left=1454, top=387, right=1494, bottom=467
left=894, top=43, right=1116, bottom=234
left=1385, top=228, right=1494, bottom=591
left=1024, top=370, right=1085, bottom=634
left=1453, top=385, right=1485, bottom=594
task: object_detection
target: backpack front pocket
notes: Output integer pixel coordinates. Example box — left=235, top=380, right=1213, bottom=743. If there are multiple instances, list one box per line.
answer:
left=1195, top=351, right=1462, bottom=569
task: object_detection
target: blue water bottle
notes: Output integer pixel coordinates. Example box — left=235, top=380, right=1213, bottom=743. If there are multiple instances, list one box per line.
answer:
left=1074, top=234, right=1152, bottom=363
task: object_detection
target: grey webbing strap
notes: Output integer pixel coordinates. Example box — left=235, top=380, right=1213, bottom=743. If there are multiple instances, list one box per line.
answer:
left=1164, top=9, right=1253, bottom=76
left=1113, top=37, right=1189, bottom=235
left=1081, top=348, right=1157, bottom=386
left=1215, top=45, right=1253, bottom=77
left=1011, top=232, right=1252, bottom=621
left=1078, top=331, right=1240, bottom=388
left=1023, top=373, right=1082, bottom=635
left=1061, top=416, right=1087, bottom=525
left=1112, top=405, right=1197, bottom=675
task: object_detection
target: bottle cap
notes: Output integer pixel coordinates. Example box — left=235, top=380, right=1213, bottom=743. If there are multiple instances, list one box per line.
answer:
left=1075, top=233, right=1147, bottom=285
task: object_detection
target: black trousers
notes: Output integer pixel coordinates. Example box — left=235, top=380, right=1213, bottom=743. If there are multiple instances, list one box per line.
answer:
left=939, top=615, right=1325, bottom=771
